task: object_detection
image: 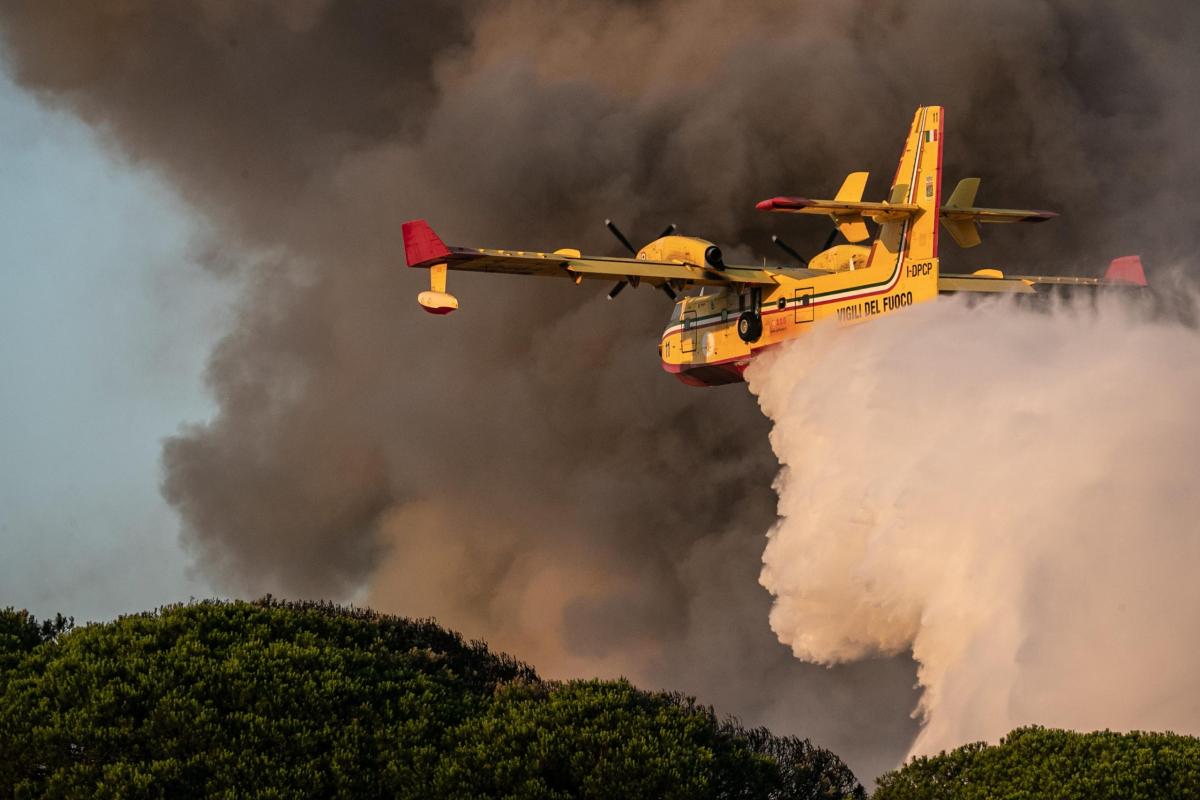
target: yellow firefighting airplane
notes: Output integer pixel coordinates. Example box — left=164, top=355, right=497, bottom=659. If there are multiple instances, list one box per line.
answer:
left=402, top=105, right=1146, bottom=386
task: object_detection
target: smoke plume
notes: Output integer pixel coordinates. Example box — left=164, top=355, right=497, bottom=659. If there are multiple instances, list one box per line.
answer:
left=2, top=0, right=1197, bottom=779
left=749, top=291, right=1200, bottom=756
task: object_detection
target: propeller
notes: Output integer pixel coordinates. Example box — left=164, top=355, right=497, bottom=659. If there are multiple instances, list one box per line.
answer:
left=771, top=228, right=844, bottom=269
left=820, top=227, right=841, bottom=252
left=771, top=235, right=807, bottom=267
left=604, top=220, right=679, bottom=301
left=605, top=219, right=637, bottom=255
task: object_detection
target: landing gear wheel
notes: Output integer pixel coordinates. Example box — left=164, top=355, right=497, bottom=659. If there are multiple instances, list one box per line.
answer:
left=737, top=311, right=763, bottom=343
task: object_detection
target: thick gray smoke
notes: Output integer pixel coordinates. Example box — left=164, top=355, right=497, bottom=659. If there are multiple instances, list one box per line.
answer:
left=748, top=291, right=1200, bottom=757
left=2, top=0, right=1196, bottom=780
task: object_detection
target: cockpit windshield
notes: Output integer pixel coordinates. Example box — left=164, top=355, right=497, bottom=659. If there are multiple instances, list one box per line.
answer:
left=669, top=300, right=684, bottom=324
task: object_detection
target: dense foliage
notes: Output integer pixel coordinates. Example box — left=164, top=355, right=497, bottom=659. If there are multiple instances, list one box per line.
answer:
left=0, top=599, right=862, bottom=799
left=874, top=725, right=1200, bottom=800
left=0, top=609, right=71, bottom=675
left=439, top=679, right=861, bottom=800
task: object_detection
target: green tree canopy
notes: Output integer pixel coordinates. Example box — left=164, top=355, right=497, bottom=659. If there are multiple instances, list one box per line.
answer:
left=874, top=725, right=1200, bottom=800
left=0, top=608, right=71, bottom=675
left=437, top=679, right=860, bottom=800
left=0, top=599, right=862, bottom=800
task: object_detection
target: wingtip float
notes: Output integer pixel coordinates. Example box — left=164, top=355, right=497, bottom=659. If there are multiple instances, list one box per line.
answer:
left=402, top=220, right=459, bottom=314
left=403, top=105, right=1148, bottom=386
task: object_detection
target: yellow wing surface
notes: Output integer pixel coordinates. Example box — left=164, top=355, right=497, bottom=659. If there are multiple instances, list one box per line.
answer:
left=402, top=219, right=783, bottom=299
left=938, top=256, right=1148, bottom=294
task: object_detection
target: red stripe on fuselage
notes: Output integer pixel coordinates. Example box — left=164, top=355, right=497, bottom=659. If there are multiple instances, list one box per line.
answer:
left=932, top=109, right=944, bottom=256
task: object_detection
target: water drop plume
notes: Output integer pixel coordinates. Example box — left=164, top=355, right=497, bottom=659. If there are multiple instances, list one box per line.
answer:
left=749, top=291, right=1200, bottom=756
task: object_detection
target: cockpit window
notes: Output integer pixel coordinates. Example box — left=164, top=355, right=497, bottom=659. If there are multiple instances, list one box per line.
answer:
left=669, top=301, right=684, bottom=323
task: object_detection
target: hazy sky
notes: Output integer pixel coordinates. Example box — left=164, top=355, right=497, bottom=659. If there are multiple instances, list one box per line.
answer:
left=0, top=59, right=229, bottom=621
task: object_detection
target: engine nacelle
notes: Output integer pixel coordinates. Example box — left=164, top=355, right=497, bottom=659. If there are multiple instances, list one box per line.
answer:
left=637, top=235, right=724, bottom=270
left=808, top=244, right=871, bottom=272
left=418, top=290, right=458, bottom=314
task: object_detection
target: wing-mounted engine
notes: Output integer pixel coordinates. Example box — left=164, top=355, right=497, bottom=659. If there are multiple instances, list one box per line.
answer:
left=807, top=244, right=871, bottom=272
left=637, top=235, right=725, bottom=271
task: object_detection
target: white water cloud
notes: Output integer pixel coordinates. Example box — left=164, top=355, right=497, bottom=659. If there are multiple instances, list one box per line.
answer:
left=748, top=293, right=1200, bottom=756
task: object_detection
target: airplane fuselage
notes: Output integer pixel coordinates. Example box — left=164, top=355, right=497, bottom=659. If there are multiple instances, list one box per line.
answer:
left=660, top=245, right=938, bottom=386
left=404, top=104, right=1130, bottom=387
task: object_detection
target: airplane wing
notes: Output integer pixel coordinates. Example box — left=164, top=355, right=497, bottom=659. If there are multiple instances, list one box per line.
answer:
left=939, top=257, right=1148, bottom=294
left=402, top=219, right=779, bottom=287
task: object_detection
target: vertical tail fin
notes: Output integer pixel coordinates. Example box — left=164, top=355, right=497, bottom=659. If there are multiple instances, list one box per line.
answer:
left=867, top=106, right=943, bottom=299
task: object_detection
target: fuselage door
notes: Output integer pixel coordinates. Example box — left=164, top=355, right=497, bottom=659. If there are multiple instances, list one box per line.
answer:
left=681, top=310, right=698, bottom=354
left=794, top=288, right=815, bottom=323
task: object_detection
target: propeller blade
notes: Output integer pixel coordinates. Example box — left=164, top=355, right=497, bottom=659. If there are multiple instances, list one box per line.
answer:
left=771, top=235, right=808, bottom=267
left=820, top=228, right=840, bottom=253
left=659, top=282, right=678, bottom=300
left=656, top=223, right=678, bottom=239
left=607, top=280, right=628, bottom=299
left=604, top=219, right=638, bottom=255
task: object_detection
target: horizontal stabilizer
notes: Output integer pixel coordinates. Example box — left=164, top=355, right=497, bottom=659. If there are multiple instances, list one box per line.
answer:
left=759, top=176, right=1056, bottom=250
left=938, top=177, right=1058, bottom=248
left=757, top=171, right=917, bottom=233
left=942, top=207, right=1059, bottom=224
left=755, top=197, right=919, bottom=226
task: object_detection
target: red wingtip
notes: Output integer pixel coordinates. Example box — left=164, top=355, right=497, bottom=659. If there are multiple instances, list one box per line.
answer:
left=1104, top=255, right=1147, bottom=287
left=756, top=196, right=809, bottom=212
left=1023, top=211, right=1060, bottom=223
left=402, top=219, right=451, bottom=267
